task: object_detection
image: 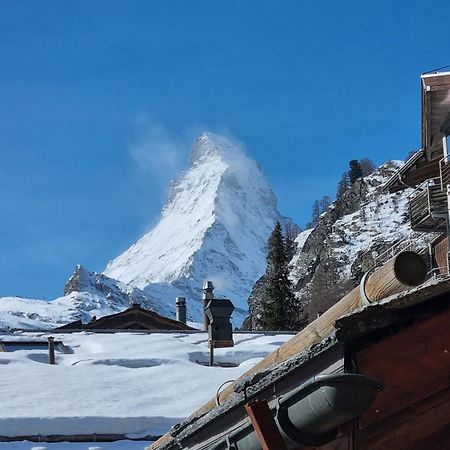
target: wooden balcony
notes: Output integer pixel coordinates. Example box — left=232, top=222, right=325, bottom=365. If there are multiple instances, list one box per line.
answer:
left=409, top=182, right=448, bottom=233
left=439, top=157, right=450, bottom=188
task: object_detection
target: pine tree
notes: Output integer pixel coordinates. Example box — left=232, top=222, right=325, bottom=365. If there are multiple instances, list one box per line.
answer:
left=311, top=200, right=321, bottom=226
left=360, top=158, right=375, bottom=177
left=349, top=160, right=363, bottom=184
left=308, top=195, right=332, bottom=229
left=336, top=172, right=350, bottom=198
left=260, top=222, right=306, bottom=331
left=284, top=222, right=301, bottom=261
left=319, top=195, right=331, bottom=213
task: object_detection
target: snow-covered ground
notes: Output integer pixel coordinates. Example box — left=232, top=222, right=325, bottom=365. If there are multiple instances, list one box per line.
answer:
left=0, top=330, right=293, bottom=448
left=0, top=441, right=146, bottom=450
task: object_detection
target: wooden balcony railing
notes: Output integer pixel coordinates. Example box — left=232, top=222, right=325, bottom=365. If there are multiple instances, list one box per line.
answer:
left=439, top=156, right=450, bottom=189
left=409, top=179, right=448, bottom=233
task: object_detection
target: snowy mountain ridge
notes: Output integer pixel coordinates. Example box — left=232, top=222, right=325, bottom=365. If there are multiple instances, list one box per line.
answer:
left=0, top=266, right=171, bottom=330
left=0, top=132, right=292, bottom=328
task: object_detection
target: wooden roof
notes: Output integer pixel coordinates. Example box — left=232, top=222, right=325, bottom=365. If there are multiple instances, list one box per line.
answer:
left=384, top=72, right=450, bottom=193
left=421, top=72, right=450, bottom=156
left=56, top=304, right=194, bottom=331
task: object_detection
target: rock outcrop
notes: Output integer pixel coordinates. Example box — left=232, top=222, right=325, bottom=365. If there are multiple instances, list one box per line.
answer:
left=247, top=160, right=430, bottom=327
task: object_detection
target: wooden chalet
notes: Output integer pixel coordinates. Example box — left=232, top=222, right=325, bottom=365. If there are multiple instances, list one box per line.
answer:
left=57, top=303, right=194, bottom=331
left=384, top=71, right=450, bottom=275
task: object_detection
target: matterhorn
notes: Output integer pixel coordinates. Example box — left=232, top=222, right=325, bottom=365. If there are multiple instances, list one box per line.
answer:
left=104, top=132, right=294, bottom=324
left=0, top=133, right=294, bottom=328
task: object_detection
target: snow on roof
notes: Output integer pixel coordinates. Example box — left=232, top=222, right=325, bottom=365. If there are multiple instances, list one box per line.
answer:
left=0, top=331, right=293, bottom=442
left=0, top=441, right=146, bottom=450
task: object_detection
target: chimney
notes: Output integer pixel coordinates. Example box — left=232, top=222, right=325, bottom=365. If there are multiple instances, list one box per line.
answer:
left=48, top=336, right=56, bottom=365
left=176, top=297, right=187, bottom=324
left=203, top=281, right=214, bottom=331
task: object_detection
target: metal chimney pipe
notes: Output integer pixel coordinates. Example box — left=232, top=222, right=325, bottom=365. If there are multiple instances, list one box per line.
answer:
left=48, top=336, right=56, bottom=365
left=176, top=297, right=187, bottom=324
left=203, top=281, right=214, bottom=331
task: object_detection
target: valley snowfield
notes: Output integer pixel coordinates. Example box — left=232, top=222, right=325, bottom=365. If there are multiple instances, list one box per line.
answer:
left=0, top=330, right=293, bottom=449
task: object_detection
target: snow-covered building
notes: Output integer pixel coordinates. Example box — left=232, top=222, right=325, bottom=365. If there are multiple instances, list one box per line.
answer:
left=56, top=303, right=193, bottom=331
left=0, top=330, right=295, bottom=448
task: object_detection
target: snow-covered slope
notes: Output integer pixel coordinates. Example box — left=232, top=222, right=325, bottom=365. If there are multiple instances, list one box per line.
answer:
left=288, top=160, right=433, bottom=320
left=0, top=266, right=171, bottom=330
left=104, top=133, right=291, bottom=323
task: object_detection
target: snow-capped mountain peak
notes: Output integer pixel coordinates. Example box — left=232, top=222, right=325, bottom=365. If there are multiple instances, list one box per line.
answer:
left=104, top=132, right=290, bottom=323
left=0, top=132, right=293, bottom=329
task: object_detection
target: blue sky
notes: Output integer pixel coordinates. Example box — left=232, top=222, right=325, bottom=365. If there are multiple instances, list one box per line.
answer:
left=1, top=0, right=450, bottom=299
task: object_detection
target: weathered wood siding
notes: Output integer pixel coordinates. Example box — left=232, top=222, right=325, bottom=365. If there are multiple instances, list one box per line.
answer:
left=434, top=236, right=449, bottom=274
left=312, top=306, right=450, bottom=450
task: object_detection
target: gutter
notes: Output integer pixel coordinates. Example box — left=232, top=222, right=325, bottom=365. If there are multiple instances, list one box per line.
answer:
left=191, top=373, right=383, bottom=450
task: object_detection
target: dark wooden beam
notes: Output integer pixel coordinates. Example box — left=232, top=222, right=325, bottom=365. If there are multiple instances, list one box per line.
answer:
left=244, top=400, right=288, bottom=450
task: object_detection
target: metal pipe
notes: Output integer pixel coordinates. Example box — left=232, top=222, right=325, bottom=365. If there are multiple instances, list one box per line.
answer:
left=48, top=336, right=56, bottom=365
left=209, top=342, right=214, bottom=367
left=209, top=374, right=383, bottom=450
left=176, top=297, right=187, bottom=324
left=203, top=281, right=214, bottom=331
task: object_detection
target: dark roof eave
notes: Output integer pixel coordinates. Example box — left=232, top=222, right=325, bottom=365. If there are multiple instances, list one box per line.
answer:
left=382, top=149, right=424, bottom=192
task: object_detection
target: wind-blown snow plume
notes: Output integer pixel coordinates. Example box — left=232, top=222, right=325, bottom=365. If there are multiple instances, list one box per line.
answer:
left=129, top=117, right=188, bottom=191
left=105, top=132, right=293, bottom=324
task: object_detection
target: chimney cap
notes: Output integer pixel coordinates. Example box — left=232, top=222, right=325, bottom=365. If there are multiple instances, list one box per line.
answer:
left=205, top=298, right=234, bottom=319
left=203, top=280, right=214, bottom=291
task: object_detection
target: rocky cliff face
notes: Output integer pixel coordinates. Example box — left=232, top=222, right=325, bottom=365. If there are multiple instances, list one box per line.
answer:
left=292, top=160, right=428, bottom=320
left=64, top=265, right=160, bottom=311
left=247, top=160, right=427, bottom=328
